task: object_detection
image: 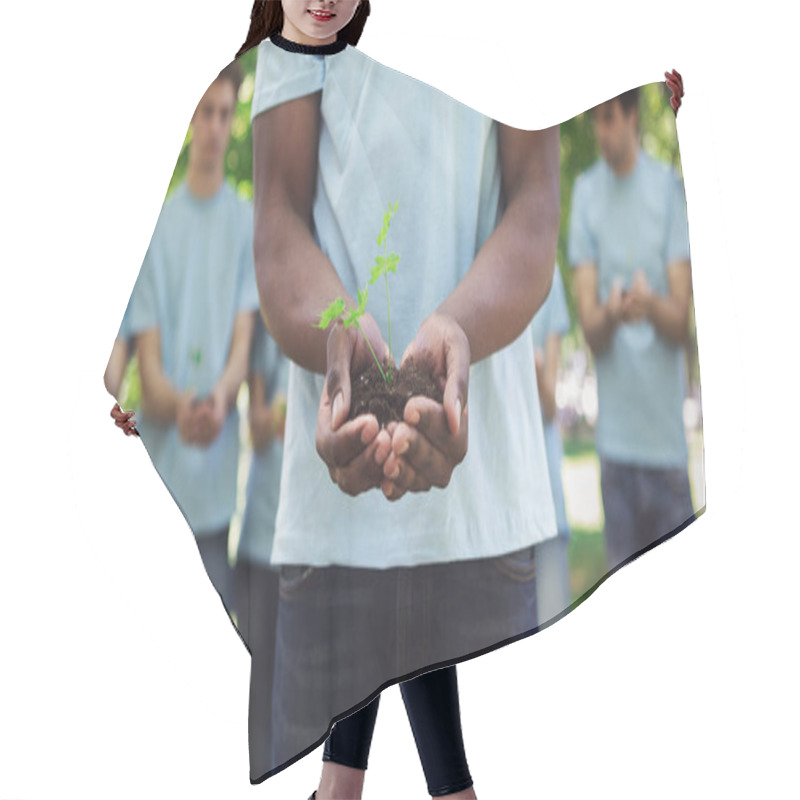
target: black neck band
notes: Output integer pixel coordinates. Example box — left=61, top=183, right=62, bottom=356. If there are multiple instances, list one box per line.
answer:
left=270, top=32, right=348, bottom=55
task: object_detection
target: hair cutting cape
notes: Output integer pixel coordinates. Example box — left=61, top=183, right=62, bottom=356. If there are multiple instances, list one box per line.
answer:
left=108, top=33, right=704, bottom=785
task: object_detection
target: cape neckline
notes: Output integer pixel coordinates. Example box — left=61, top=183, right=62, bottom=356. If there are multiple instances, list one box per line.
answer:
left=270, top=31, right=348, bottom=55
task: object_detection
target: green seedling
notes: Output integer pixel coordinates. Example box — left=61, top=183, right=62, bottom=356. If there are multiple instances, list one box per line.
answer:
left=369, top=200, right=400, bottom=385
left=315, top=286, right=390, bottom=386
left=315, top=201, right=400, bottom=389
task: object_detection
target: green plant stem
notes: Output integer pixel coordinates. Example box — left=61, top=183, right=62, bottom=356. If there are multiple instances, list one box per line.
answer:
left=354, top=320, right=389, bottom=387
left=384, top=241, right=393, bottom=386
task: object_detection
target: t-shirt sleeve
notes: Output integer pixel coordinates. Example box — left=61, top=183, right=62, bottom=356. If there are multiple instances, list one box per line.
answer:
left=666, top=171, right=691, bottom=263
left=117, top=291, right=135, bottom=343
left=238, top=203, right=261, bottom=313
left=548, top=266, right=571, bottom=337
left=250, top=42, right=326, bottom=122
left=567, top=174, right=597, bottom=268
left=127, top=239, right=160, bottom=336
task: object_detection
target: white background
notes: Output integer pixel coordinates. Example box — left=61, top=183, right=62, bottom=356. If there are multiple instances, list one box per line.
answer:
left=1, top=1, right=797, bottom=798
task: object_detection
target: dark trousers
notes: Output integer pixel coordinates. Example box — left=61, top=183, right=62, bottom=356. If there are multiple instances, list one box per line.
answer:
left=599, top=457, right=696, bottom=570
left=234, top=558, right=281, bottom=778
left=195, top=525, right=236, bottom=618
left=323, top=665, right=473, bottom=797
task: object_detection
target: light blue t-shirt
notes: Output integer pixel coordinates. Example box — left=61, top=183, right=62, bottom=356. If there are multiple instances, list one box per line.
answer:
left=251, top=38, right=557, bottom=568
left=237, top=315, right=290, bottom=568
left=568, top=148, right=691, bottom=468
left=128, top=180, right=260, bottom=536
left=529, top=266, right=570, bottom=537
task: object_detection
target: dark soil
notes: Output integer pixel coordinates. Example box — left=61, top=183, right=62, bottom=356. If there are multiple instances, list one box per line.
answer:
left=348, top=356, right=443, bottom=428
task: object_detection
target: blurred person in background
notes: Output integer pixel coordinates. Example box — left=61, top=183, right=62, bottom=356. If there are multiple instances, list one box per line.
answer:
left=105, top=61, right=260, bottom=621
left=568, top=87, right=696, bottom=570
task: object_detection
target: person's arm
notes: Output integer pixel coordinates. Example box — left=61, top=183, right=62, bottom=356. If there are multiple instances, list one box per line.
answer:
left=436, top=123, right=561, bottom=364
left=381, top=123, right=561, bottom=501
left=104, top=337, right=130, bottom=400
left=135, top=327, right=183, bottom=425
left=252, top=92, right=353, bottom=376
left=642, top=260, right=692, bottom=346
left=536, top=333, right=561, bottom=423
left=211, top=310, right=256, bottom=414
left=252, top=94, right=392, bottom=498
left=248, top=371, right=273, bottom=452
left=640, top=171, right=692, bottom=345
left=572, top=264, right=623, bottom=356
left=188, top=310, right=257, bottom=446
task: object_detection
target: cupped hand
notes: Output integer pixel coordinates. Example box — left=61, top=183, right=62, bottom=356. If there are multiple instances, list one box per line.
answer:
left=380, top=311, right=470, bottom=501
left=192, top=386, right=226, bottom=446
left=621, top=270, right=652, bottom=323
left=607, top=277, right=625, bottom=324
left=315, top=313, right=395, bottom=497
left=110, top=402, right=139, bottom=436
left=176, top=390, right=203, bottom=444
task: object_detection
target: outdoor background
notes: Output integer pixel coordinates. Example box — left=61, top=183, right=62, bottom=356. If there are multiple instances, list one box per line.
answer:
left=116, top=48, right=705, bottom=604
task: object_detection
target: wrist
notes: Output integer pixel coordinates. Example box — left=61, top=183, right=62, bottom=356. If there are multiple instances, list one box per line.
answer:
left=213, top=383, right=230, bottom=414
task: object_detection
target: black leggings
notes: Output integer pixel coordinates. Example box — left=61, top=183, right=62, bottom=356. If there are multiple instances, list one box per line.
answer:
left=323, top=664, right=473, bottom=797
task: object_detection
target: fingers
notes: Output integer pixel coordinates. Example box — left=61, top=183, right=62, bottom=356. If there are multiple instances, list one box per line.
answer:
left=325, top=322, right=354, bottom=431
left=382, top=399, right=467, bottom=496
left=331, top=428, right=392, bottom=496
left=442, top=329, right=470, bottom=437
left=665, top=69, right=683, bottom=94
left=665, top=68, right=684, bottom=115
left=316, top=372, right=392, bottom=498
left=111, top=403, right=133, bottom=422
left=112, top=403, right=139, bottom=436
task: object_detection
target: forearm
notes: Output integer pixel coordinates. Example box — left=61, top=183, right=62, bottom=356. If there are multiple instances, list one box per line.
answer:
left=214, top=355, right=248, bottom=414
left=539, top=377, right=557, bottom=422
left=256, top=207, right=352, bottom=376
left=103, top=338, right=129, bottom=400
left=139, top=368, right=181, bottom=425
left=581, top=301, right=617, bottom=356
left=647, top=294, right=690, bottom=346
left=437, top=191, right=559, bottom=364
left=213, top=313, right=256, bottom=412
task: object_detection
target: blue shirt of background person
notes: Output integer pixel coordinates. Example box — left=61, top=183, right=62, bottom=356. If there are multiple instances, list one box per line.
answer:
left=568, top=146, right=691, bottom=468
left=237, top=314, right=291, bottom=568
left=529, top=266, right=570, bottom=536
left=128, top=180, right=260, bottom=535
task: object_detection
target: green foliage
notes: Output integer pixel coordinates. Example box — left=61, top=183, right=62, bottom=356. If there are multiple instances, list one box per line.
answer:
left=315, top=296, right=347, bottom=330
left=368, top=200, right=400, bottom=384
left=376, top=200, right=398, bottom=247
left=315, top=287, right=390, bottom=387
left=315, top=201, right=401, bottom=388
